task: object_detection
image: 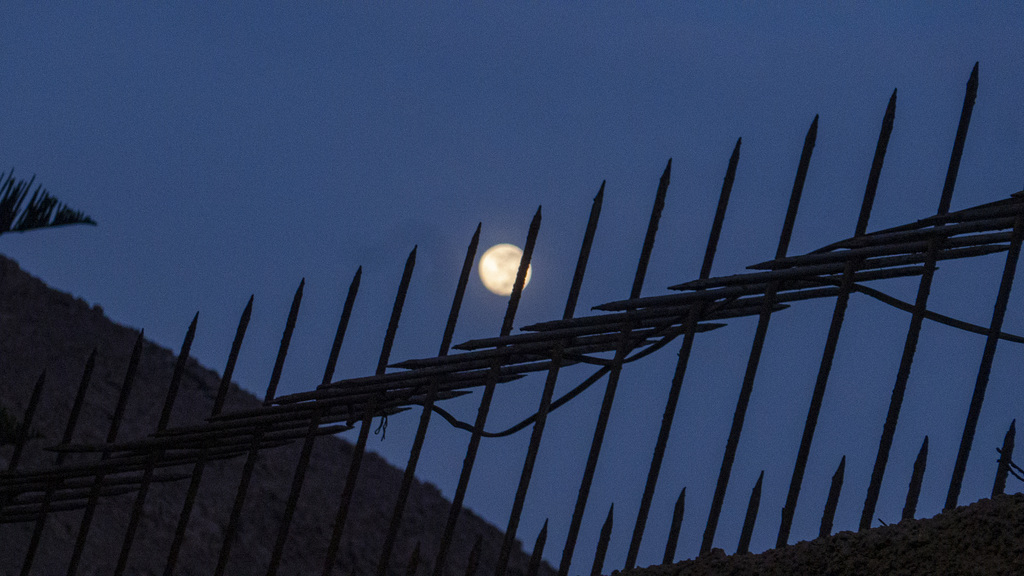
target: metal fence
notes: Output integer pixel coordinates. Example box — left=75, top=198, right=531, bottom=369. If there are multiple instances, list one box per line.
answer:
left=2, top=63, right=1022, bottom=576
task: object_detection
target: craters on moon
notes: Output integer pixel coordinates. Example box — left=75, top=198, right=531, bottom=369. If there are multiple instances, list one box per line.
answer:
left=479, top=243, right=532, bottom=296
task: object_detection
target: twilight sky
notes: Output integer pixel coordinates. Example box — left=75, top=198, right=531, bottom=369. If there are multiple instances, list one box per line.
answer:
left=3, top=4, right=1024, bottom=571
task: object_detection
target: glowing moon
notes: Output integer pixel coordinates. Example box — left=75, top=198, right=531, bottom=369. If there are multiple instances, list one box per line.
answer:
left=479, top=244, right=532, bottom=296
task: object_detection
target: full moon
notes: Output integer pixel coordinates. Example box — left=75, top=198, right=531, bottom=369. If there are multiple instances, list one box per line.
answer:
left=479, top=244, right=532, bottom=296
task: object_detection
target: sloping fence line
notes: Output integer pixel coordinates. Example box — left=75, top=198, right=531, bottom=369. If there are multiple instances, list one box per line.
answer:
left=2, top=63, right=1022, bottom=576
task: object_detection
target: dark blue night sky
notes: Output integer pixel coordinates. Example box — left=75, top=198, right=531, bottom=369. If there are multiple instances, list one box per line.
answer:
left=3, top=4, right=1024, bottom=570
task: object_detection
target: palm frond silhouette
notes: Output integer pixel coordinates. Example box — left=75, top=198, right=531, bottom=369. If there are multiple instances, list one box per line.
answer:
left=0, top=169, right=96, bottom=235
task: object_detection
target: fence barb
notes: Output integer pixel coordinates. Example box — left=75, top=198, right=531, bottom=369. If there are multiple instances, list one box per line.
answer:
left=591, top=503, right=613, bottom=576
left=945, top=209, right=1024, bottom=510
left=903, top=436, right=928, bottom=520
left=379, top=227, right=478, bottom=576
left=663, top=487, right=685, bottom=565
left=776, top=90, right=896, bottom=548
left=819, top=456, right=845, bottom=539
left=496, top=185, right=603, bottom=576
left=164, top=296, right=253, bottom=576
left=464, top=535, right=483, bottom=576
left=433, top=208, right=541, bottom=576
left=702, top=116, right=817, bottom=556
left=737, top=471, right=764, bottom=554
left=114, top=312, right=198, bottom=576
left=625, top=139, right=740, bottom=570
left=20, top=350, right=96, bottom=576
left=861, top=63, right=978, bottom=531
left=6, top=371, right=47, bottom=474
left=216, top=280, right=305, bottom=576
left=526, top=520, right=548, bottom=576
left=67, top=332, right=143, bottom=576
left=268, top=268, right=363, bottom=576
left=559, top=160, right=670, bottom=576
left=993, top=420, right=1016, bottom=497
left=324, top=247, right=416, bottom=576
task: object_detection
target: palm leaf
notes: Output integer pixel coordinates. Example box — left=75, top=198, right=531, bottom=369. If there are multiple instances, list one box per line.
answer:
left=0, top=169, right=96, bottom=235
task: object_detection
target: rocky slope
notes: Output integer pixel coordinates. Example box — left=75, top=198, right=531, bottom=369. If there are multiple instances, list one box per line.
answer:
left=614, top=493, right=1024, bottom=576
left=0, top=255, right=549, bottom=576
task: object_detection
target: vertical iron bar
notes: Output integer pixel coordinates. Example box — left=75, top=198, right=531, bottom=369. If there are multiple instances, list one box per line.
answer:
left=625, top=139, right=740, bottom=570
left=590, top=504, right=613, bottom=576
left=216, top=280, right=304, bottom=576
left=21, top=351, right=96, bottom=576
left=702, top=117, right=817, bottom=555
left=559, top=160, right=671, bottom=576
left=114, top=313, right=198, bottom=576
left=526, top=520, right=548, bottom=576
left=736, top=471, right=764, bottom=554
left=993, top=420, right=1016, bottom=498
left=323, top=248, right=417, bottom=576
left=68, top=332, right=143, bottom=576
left=903, top=436, right=928, bottom=521
left=379, top=228, right=479, bottom=576
left=496, top=185, right=604, bottom=576
left=818, top=456, right=845, bottom=539
left=663, top=487, right=685, bottom=565
left=267, top=269, right=363, bottom=576
left=945, top=209, right=1024, bottom=510
left=777, top=91, right=896, bottom=548
left=861, top=64, right=978, bottom=531
left=164, top=296, right=253, bottom=576
left=433, top=209, right=541, bottom=576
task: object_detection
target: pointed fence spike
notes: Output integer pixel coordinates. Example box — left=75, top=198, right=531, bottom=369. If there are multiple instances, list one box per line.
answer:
left=526, top=521, right=549, bottom=576
left=903, top=436, right=929, bottom=520
left=404, top=542, right=422, bottom=576
left=819, top=456, right=846, bottom=539
left=498, top=190, right=602, bottom=576
left=379, top=227, right=478, bottom=576
left=737, top=471, right=764, bottom=555
left=591, top=504, right=614, bottom=576
left=855, top=89, right=897, bottom=237
left=663, top=487, right=685, bottom=565
left=631, top=159, right=671, bottom=299
left=862, top=66, right=979, bottom=529
left=703, top=117, right=816, bottom=556
left=464, top=535, right=483, bottom=576
left=323, top=268, right=362, bottom=387
left=993, top=420, right=1016, bottom=497
left=700, top=138, right=741, bottom=280
left=7, top=371, right=46, bottom=472
left=946, top=210, right=1024, bottom=510
left=433, top=211, right=541, bottom=576
left=265, top=279, right=305, bottom=404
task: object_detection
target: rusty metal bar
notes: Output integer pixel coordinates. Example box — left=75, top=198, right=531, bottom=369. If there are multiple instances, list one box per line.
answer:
left=496, top=185, right=603, bottom=576
left=526, top=520, right=548, bottom=576
left=559, top=160, right=670, bottom=576
left=433, top=208, right=541, bottom=576
left=216, top=280, right=305, bottom=576
left=67, top=332, right=143, bottom=576
left=945, top=209, right=1024, bottom=510
left=776, top=91, right=896, bottom=548
left=993, top=420, right=1016, bottom=497
left=903, top=436, right=928, bottom=520
left=324, top=247, right=417, bottom=576
left=736, top=471, right=764, bottom=554
left=267, top=269, right=363, bottom=576
left=590, top=503, right=613, bottom=576
left=861, top=64, right=978, bottom=531
left=701, top=116, right=817, bottom=556
left=625, top=138, right=740, bottom=570
left=114, top=312, right=198, bottom=576
left=20, top=351, right=95, bottom=576
left=819, top=456, right=845, bottom=539
left=164, top=296, right=253, bottom=576
left=663, top=487, right=685, bottom=565
left=379, top=227, right=479, bottom=576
